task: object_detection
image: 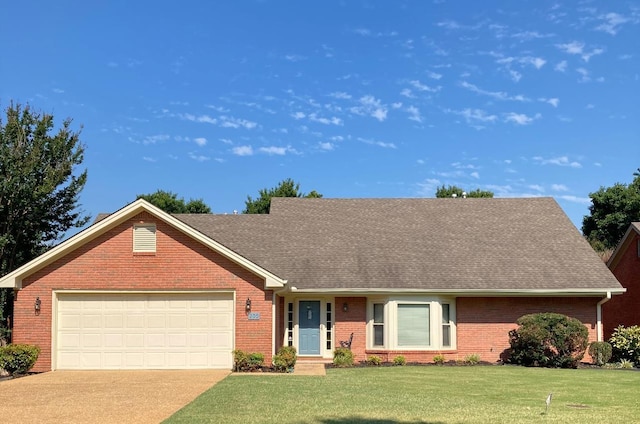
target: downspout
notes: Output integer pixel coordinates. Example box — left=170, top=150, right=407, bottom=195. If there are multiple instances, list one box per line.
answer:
left=596, top=291, right=612, bottom=342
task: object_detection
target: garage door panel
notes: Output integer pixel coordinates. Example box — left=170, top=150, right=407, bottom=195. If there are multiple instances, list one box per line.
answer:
left=56, top=293, right=235, bottom=369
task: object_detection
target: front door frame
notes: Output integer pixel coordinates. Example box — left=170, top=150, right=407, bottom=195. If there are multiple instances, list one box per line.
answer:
left=283, top=297, right=334, bottom=358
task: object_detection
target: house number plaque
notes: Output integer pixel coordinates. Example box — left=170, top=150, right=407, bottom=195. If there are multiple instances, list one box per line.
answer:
left=248, top=312, right=261, bottom=320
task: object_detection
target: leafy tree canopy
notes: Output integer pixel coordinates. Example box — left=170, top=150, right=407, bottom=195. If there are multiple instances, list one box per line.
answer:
left=435, top=185, right=494, bottom=198
left=582, top=170, right=640, bottom=251
left=137, top=190, right=212, bottom=214
left=1, top=103, right=88, bottom=341
left=244, top=178, right=322, bottom=214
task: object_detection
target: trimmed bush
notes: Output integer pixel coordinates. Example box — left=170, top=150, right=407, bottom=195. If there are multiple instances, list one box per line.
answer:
left=247, top=353, right=265, bottom=371
left=508, top=312, right=588, bottom=368
left=366, top=355, right=382, bottom=366
left=232, top=349, right=249, bottom=371
left=588, top=341, right=612, bottom=366
left=0, top=344, right=40, bottom=375
left=272, top=346, right=297, bottom=372
left=433, top=354, right=445, bottom=365
left=392, top=355, right=406, bottom=366
left=609, top=325, right=640, bottom=364
left=333, top=347, right=354, bottom=367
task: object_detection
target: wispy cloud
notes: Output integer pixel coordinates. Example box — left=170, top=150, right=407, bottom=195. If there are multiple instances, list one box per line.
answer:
left=52, top=88, right=65, bottom=94
left=406, top=105, right=423, bottom=123
left=219, top=115, right=258, bottom=129
left=460, top=81, right=529, bottom=102
left=539, top=97, right=559, bottom=107
left=410, top=80, right=441, bottom=93
left=140, top=134, right=170, bottom=145
left=554, top=60, right=568, bottom=72
left=595, top=12, right=630, bottom=35
left=556, top=41, right=604, bottom=62
left=551, top=184, right=569, bottom=192
left=504, top=112, right=541, bottom=125
left=259, top=145, right=297, bottom=155
left=284, top=54, right=307, bottom=62
left=232, top=145, right=254, bottom=156
left=350, top=95, right=388, bottom=122
left=319, top=142, right=335, bottom=151
left=188, top=152, right=210, bottom=162
left=193, top=137, right=207, bottom=146
left=358, top=137, right=396, bottom=149
left=180, top=113, right=217, bottom=124
left=533, top=156, right=582, bottom=168
left=447, top=108, right=498, bottom=124
left=329, top=91, right=352, bottom=100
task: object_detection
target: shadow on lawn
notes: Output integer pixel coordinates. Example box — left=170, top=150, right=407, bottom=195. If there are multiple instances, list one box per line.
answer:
left=320, top=418, right=445, bottom=424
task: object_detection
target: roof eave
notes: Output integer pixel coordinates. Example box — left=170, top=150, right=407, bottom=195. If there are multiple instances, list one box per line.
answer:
left=287, top=287, right=626, bottom=296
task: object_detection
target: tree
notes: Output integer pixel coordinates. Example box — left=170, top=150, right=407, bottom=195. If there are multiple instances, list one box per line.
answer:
left=435, top=185, right=494, bottom=198
left=0, top=103, right=88, bottom=342
left=582, top=171, right=640, bottom=251
left=137, top=190, right=212, bottom=214
left=244, top=178, right=322, bottom=214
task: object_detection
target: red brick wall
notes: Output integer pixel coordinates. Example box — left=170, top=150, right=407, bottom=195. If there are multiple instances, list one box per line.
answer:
left=455, top=297, right=598, bottom=363
left=351, top=296, right=598, bottom=364
left=335, top=297, right=367, bottom=360
left=604, top=233, right=640, bottom=338
left=13, top=212, right=273, bottom=371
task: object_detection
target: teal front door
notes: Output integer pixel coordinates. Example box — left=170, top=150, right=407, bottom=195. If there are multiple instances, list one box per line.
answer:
left=299, top=301, right=321, bottom=355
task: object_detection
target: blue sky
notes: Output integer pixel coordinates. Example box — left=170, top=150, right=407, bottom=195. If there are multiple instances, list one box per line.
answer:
left=1, top=1, right=639, bottom=231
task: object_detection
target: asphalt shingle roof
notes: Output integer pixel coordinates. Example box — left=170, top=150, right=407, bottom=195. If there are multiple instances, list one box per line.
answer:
left=176, top=197, right=622, bottom=292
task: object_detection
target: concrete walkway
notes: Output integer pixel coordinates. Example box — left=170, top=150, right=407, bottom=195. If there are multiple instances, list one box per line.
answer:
left=0, top=370, right=229, bottom=424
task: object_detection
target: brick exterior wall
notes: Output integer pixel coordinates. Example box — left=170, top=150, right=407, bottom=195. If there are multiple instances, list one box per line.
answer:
left=335, top=296, right=598, bottom=364
left=604, top=232, right=640, bottom=338
left=12, top=212, right=273, bottom=372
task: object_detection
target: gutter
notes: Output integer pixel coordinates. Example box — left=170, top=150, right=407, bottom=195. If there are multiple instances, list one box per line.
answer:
left=596, top=291, right=612, bottom=342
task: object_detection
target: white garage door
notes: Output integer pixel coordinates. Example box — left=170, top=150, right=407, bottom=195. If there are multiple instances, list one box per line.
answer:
left=56, top=292, right=234, bottom=370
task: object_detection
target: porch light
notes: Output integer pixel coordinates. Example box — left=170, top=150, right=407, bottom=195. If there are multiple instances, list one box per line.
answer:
left=245, top=298, right=252, bottom=312
left=343, top=302, right=348, bottom=312
left=34, top=297, right=41, bottom=314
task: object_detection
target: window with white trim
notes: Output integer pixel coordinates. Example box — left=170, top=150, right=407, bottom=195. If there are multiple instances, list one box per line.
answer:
left=368, top=297, right=455, bottom=350
left=133, top=224, right=156, bottom=252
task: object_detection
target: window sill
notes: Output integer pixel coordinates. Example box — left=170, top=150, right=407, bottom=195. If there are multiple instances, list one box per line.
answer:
left=133, top=252, right=156, bottom=256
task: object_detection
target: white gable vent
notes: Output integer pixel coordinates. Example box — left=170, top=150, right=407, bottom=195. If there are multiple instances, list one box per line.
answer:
left=133, top=224, right=156, bottom=252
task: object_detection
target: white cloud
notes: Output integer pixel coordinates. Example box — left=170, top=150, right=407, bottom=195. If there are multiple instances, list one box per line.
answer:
left=358, top=137, right=396, bottom=149
left=329, top=92, right=352, bottom=100
left=529, top=184, right=545, bottom=192
left=426, top=71, right=443, bottom=80
left=350, top=95, right=388, bottom=122
left=193, top=137, right=207, bottom=147
left=416, top=178, right=442, bottom=196
left=470, top=171, right=480, bottom=179
left=219, top=138, right=233, bottom=144
left=539, top=97, right=559, bottom=107
left=308, top=113, right=343, bottom=126
left=319, top=142, right=334, bottom=151
left=410, top=80, right=440, bottom=92
left=551, top=184, right=569, bottom=192
left=555, top=41, right=604, bottom=62
left=400, top=88, right=415, bottom=98
left=180, top=113, right=217, bottom=124
left=188, top=152, right=210, bottom=162
left=595, top=12, right=629, bottom=35
left=219, top=116, right=258, bottom=129
left=504, top=112, right=541, bottom=125
left=533, top=156, right=582, bottom=168
left=448, top=108, right=498, bottom=124
left=232, top=145, right=254, bottom=156
left=511, top=31, right=555, bottom=41
left=391, top=102, right=403, bottom=109
left=576, top=67, right=591, bottom=83
left=554, top=60, right=568, bottom=72
left=284, top=54, right=307, bottom=62
left=142, top=134, right=170, bottom=145
left=460, top=81, right=529, bottom=102
left=406, top=105, right=423, bottom=123
left=557, top=195, right=590, bottom=204
left=259, top=146, right=296, bottom=155
left=291, top=112, right=306, bottom=120
left=142, top=156, right=156, bottom=163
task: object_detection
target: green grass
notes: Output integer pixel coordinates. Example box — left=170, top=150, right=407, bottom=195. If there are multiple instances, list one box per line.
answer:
left=164, top=366, right=640, bottom=424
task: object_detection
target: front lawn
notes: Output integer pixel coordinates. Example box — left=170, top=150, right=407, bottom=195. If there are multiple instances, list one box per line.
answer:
left=164, top=366, right=640, bottom=423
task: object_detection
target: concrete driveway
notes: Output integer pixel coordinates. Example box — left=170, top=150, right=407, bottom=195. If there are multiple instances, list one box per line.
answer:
left=0, top=370, right=229, bottom=424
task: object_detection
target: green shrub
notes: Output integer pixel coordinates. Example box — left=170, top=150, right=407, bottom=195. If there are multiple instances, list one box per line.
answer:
left=333, top=347, right=354, bottom=367
left=232, top=349, right=249, bottom=371
left=508, top=312, right=589, bottom=368
left=464, top=353, right=480, bottom=365
left=609, top=325, right=640, bottom=364
left=393, top=355, right=406, bottom=366
left=433, top=354, right=446, bottom=365
left=366, top=355, right=382, bottom=366
left=588, top=341, right=613, bottom=366
left=248, top=352, right=264, bottom=371
left=272, top=346, right=297, bottom=372
left=0, top=344, right=40, bottom=375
